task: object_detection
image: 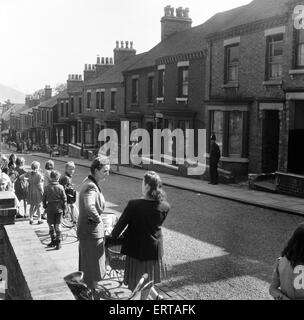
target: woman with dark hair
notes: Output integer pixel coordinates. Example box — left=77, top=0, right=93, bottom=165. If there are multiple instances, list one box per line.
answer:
left=8, top=154, right=17, bottom=173
left=269, top=223, right=304, bottom=300
left=77, top=156, right=111, bottom=296
left=111, top=171, right=170, bottom=292
left=14, top=157, right=28, bottom=217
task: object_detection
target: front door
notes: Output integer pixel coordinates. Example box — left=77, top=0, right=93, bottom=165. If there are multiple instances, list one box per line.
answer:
left=288, top=101, right=304, bottom=174
left=262, top=110, right=280, bottom=173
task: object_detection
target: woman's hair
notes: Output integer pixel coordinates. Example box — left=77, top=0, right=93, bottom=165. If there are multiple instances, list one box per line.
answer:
left=31, top=161, right=40, bottom=171
left=90, top=157, right=110, bottom=175
left=282, top=223, right=304, bottom=269
left=9, top=154, right=16, bottom=163
left=45, top=160, right=54, bottom=170
left=144, top=171, right=166, bottom=203
left=15, top=157, right=25, bottom=167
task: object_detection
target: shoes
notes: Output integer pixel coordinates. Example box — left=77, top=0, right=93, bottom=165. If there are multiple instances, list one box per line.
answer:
left=56, top=240, right=61, bottom=250
left=37, top=220, right=44, bottom=225
left=42, top=216, right=47, bottom=220
left=16, top=214, right=24, bottom=219
left=29, top=220, right=33, bottom=225
left=47, top=240, right=56, bottom=248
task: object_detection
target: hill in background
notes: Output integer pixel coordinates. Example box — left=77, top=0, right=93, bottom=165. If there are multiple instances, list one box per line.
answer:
left=0, top=83, right=25, bottom=104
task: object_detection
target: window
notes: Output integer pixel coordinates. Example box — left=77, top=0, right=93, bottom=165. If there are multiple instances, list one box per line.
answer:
left=100, top=91, right=105, bottom=110
left=211, top=111, right=224, bottom=154
left=225, top=44, right=239, bottom=83
left=46, top=110, right=49, bottom=124
left=87, top=91, right=91, bottom=109
left=229, top=111, right=243, bottom=157
left=96, top=91, right=101, bottom=110
left=148, top=76, right=154, bottom=104
left=61, top=102, right=64, bottom=117
left=84, top=123, right=92, bottom=144
left=79, top=96, right=82, bottom=113
left=71, top=97, right=74, bottom=113
left=111, top=91, right=116, bottom=111
left=210, top=110, right=246, bottom=158
left=178, top=67, right=189, bottom=97
left=296, top=29, right=304, bottom=68
left=267, top=33, right=284, bottom=79
left=132, top=79, right=139, bottom=104
left=65, top=101, right=69, bottom=118
left=158, top=69, right=165, bottom=97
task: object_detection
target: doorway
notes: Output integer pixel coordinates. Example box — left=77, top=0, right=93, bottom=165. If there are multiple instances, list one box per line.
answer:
left=288, top=101, right=304, bottom=174
left=262, top=110, right=280, bottom=173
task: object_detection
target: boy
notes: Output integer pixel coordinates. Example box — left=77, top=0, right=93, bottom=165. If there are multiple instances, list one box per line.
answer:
left=59, top=162, right=78, bottom=224
left=43, top=170, right=67, bottom=250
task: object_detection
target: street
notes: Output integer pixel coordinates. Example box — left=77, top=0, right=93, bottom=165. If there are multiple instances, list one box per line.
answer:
left=18, top=154, right=304, bottom=300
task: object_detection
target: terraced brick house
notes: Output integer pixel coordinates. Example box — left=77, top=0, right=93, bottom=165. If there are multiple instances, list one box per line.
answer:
left=205, top=0, right=304, bottom=195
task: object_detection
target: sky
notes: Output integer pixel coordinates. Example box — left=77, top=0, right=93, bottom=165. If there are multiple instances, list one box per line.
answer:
left=0, top=0, right=252, bottom=94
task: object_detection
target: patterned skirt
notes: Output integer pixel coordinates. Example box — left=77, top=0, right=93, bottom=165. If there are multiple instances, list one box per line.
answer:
left=123, top=256, right=167, bottom=291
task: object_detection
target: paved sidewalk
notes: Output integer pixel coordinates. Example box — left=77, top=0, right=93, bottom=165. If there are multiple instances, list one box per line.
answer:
left=30, top=153, right=304, bottom=217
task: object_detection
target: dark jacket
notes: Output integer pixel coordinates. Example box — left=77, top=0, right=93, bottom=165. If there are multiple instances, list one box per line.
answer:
left=43, top=181, right=67, bottom=214
left=210, top=142, right=221, bottom=164
left=111, top=199, right=170, bottom=261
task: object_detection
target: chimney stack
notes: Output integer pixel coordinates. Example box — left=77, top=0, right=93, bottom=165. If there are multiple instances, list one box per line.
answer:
left=44, top=85, right=52, bottom=100
left=114, top=40, right=136, bottom=64
left=67, top=74, right=83, bottom=92
left=161, top=5, right=192, bottom=41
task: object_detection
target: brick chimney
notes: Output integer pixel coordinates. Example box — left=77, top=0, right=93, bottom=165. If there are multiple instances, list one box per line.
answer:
left=67, top=74, right=83, bottom=92
left=83, top=64, right=97, bottom=81
left=95, top=55, right=114, bottom=77
left=161, top=6, right=192, bottom=41
left=44, top=85, right=52, bottom=100
left=114, top=41, right=136, bottom=64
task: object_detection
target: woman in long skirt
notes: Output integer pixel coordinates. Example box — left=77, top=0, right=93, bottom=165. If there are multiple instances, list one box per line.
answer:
left=111, top=171, right=170, bottom=292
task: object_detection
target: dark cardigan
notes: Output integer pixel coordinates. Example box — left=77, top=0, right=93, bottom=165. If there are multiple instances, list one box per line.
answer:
left=111, top=199, right=170, bottom=261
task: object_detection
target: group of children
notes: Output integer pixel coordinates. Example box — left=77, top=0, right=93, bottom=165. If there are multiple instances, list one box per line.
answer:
left=0, top=155, right=77, bottom=250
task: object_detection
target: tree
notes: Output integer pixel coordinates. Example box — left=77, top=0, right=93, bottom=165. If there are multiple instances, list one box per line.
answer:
left=54, top=83, right=67, bottom=95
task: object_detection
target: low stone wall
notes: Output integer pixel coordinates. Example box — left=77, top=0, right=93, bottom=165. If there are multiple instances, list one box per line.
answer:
left=1, top=222, right=74, bottom=300
left=276, top=172, right=304, bottom=198
left=68, top=144, right=82, bottom=159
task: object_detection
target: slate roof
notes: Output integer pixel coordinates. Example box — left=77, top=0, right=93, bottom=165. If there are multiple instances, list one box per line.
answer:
left=125, top=0, right=292, bottom=71
left=85, top=52, right=148, bottom=86
left=2, top=104, right=26, bottom=121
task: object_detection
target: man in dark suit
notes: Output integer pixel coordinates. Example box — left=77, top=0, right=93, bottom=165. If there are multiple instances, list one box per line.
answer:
left=209, top=134, right=221, bottom=185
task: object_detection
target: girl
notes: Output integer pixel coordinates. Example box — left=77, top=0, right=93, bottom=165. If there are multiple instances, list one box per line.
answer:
left=269, top=223, right=304, bottom=300
left=20, top=161, right=44, bottom=225
left=111, top=171, right=170, bottom=294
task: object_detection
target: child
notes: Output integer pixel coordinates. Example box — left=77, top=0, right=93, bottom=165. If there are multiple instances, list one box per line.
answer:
left=59, top=162, right=78, bottom=224
left=43, top=170, right=67, bottom=250
left=269, top=223, right=304, bottom=300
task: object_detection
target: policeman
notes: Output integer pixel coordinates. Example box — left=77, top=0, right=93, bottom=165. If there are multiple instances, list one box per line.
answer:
left=209, top=134, right=221, bottom=185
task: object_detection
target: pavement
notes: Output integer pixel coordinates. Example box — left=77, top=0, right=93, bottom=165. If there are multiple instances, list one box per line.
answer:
left=30, top=152, right=304, bottom=217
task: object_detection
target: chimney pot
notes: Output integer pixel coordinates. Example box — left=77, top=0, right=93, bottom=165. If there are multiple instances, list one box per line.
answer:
left=116, top=40, right=119, bottom=49
left=79, top=75, right=82, bottom=80
left=126, top=41, right=129, bottom=48
left=130, top=41, right=133, bottom=49
left=170, top=7, right=174, bottom=16
left=183, top=7, right=189, bottom=18
left=97, top=55, right=101, bottom=64
left=176, top=7, right=183, bottom=18
left=121, top=41, right=124, bottom=48
left=106, top=57, right=109, bottom=64
left=164, top=5, right=171, bottom=16
left=101, top=57, right=105, bottom=64
left=110, top=57, right=113, bottom=64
